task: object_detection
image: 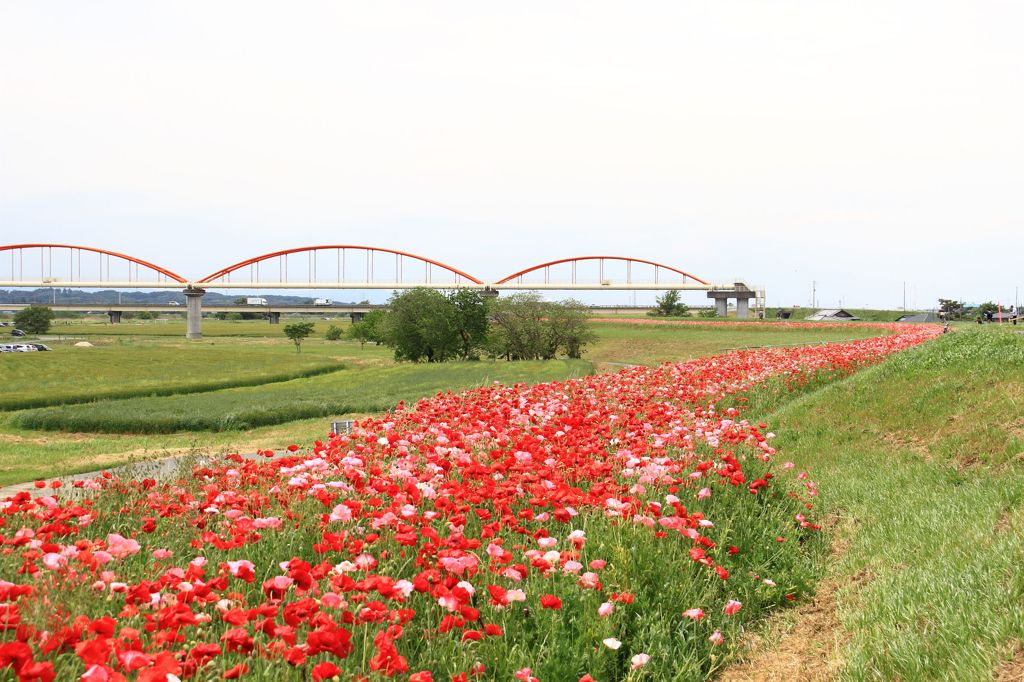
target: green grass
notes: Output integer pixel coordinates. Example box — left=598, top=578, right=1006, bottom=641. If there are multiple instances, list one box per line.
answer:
left=36, top=317, right=351, bottom=337
left=0, top=339, right=375, bottom=410
left=9, top=358, right=591, bottom=430
left=0, top=416, right=338, bottom=486
left=588, top=321, right=891, bottom=366
left=0, top=319, right=913, bottom=485
left=759, top=328, right=1024, bottom=680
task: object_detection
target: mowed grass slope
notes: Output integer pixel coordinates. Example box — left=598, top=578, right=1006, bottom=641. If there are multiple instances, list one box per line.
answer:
left=13, top=359, right=591, bottom=433
left=0, top=341, right=356, bottom=410
left=748, top=328, right=1024, bottom=680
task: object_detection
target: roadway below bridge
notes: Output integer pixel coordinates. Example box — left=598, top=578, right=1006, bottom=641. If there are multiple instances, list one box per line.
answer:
left=0, top=302, right=384, bottom=324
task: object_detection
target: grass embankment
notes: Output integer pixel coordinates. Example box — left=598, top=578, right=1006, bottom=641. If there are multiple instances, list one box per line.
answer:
left=730, top=328, right=1024, bottom=680
left=588, top=321, right=889, bottom=366
left=0, top=342, right=352, bottom=410
left=13, top=359, right=591, bottom=433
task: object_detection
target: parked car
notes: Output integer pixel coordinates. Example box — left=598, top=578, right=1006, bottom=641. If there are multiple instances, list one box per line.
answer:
left=27, top=344, right=51, bottom=351
left=0, top=344, right=35, bottom=352
left=10, top=329, right=26, bottom=337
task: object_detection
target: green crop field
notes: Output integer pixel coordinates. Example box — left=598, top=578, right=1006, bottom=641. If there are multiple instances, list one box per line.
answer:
left=35, top=317, right=349, bottom=338
left=0, top=341, right=361, bottom=410
left=0, top=317, right=909, bottom=484
left=12, top=358, right=591, bottom=433
left=587, top=320, right=892, bottom=366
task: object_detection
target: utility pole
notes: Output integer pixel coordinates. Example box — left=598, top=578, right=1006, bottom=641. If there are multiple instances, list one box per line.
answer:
left=903, top=282, right=906, bottom=311
left=812, top=281, right=816, bottom=308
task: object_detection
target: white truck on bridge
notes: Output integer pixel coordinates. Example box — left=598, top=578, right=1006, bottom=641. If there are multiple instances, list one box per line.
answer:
left=246, top=297, right=267, bottom=305
left=314, top=298, right=333, bottom=306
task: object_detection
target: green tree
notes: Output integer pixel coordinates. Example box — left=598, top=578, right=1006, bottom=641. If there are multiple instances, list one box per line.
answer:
left=13, top=305, right=55, bottom=334
left=349, top=310, right=386, bottom=348
left=649, top=290, right=690, bottom=317
left=543, top=299, right=596, bottom=359
left=381, top=289, right=459, bottom=362
left=487, top=293, right=596, bottom=360
left=938, top=298, right=966, bottom=320
left=698, top=307, right=719, bottom=318
left=283, top=322, right=315, bottom=352
left=977, top=301, right=998, bottom=316
left=324, top=324, right=344, bottom=341
left=488, top=292, right=547, bottom=360
left=447, top=289, right=490, bottom=360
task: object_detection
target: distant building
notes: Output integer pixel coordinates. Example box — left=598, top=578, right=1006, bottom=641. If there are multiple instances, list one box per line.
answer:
left=991, top=310, right=1019, bottom=323
left=804, top=309, right=860, bottom=321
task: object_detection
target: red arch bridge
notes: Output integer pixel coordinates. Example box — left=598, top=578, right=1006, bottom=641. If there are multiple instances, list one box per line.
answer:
left=0, top=244, right=763, bottom=338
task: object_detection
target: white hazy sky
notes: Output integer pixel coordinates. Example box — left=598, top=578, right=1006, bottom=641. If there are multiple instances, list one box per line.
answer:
left=1, top=2, right=1022, bottom=309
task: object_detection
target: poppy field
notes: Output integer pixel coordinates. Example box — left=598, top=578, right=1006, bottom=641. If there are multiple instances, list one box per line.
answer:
left=0, top=325, right=941, bottom=681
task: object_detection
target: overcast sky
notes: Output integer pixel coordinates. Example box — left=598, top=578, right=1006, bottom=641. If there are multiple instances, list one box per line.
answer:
left=1, top=2, right=1021, bottom=309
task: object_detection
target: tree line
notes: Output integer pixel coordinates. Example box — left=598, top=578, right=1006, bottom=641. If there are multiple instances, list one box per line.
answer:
left=349, top=289, right=596, bottom=362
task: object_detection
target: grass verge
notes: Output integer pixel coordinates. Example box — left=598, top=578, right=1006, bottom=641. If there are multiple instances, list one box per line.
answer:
left=741, top=328, right=1024, bottom=680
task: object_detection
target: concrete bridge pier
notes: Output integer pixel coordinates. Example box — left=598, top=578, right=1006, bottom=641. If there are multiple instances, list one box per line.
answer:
left=268, top=312, right=280, bottom=324
left=184, top=287, right=205, bottom=339
left=736, top=298, right=749, bottom=319
left=707, top=285, right=755, bottom=319
left=107, top=310, right=122, bottom=324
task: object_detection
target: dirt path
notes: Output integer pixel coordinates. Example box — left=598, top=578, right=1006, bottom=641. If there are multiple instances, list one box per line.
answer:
left=718, top=521, right=863, bottom=682
left=0, top=449, right=289, bottom=500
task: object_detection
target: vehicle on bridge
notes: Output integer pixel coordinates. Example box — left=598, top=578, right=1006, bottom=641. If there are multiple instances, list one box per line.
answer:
left=314, top=298, right=333, bottom=306
left=245, top=297, right=267, bottom=306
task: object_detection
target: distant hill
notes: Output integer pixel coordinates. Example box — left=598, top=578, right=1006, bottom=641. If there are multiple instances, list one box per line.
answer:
left=0, top=289, right=362, bottom=306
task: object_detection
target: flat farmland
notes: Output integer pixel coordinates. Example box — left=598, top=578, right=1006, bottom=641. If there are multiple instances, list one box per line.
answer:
left=0, top=319, right=913, bottom=484
left=42, top=317, right=339, bottom=337
left=587, top=319, right=895, bottom=366
left=0, top=341, right=358, bottom=410
left=4, top=318, right=1023, bottom=680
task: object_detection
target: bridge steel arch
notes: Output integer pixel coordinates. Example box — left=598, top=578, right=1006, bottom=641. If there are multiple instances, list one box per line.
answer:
left=494, top=255, right=711, bottom=290
left=198, top=245, right=483, bottom=288
left=0, top=243, right=187, bottom=287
